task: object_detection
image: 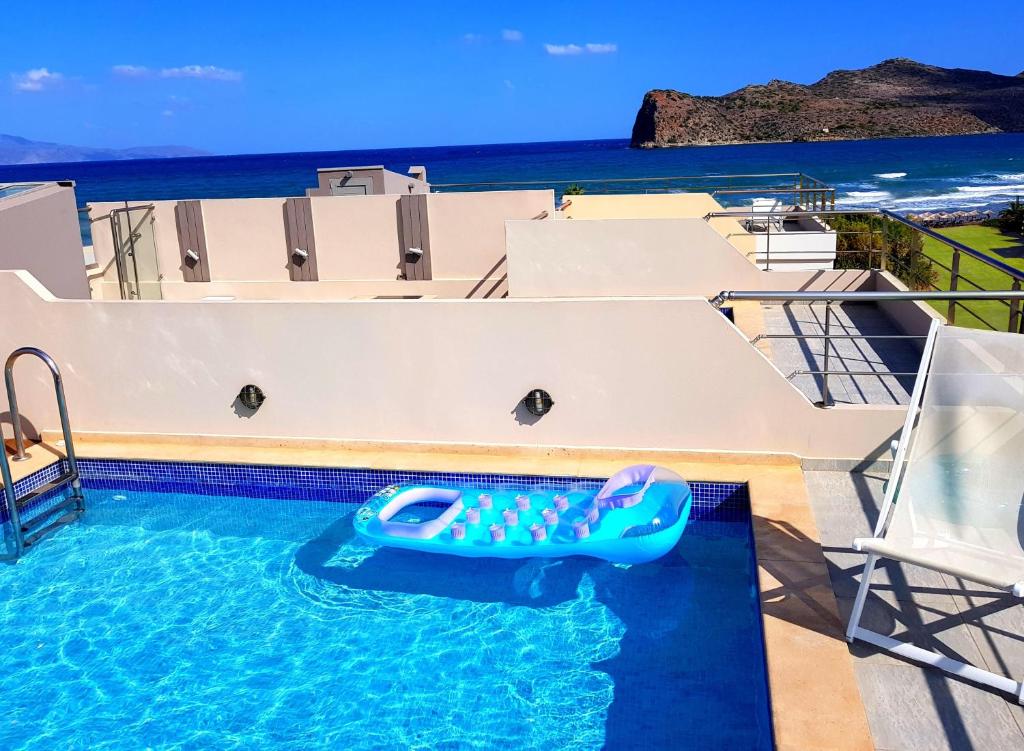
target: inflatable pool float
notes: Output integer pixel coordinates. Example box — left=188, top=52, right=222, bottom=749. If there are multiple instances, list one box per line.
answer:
left=353, top=465, right=692, bottom=564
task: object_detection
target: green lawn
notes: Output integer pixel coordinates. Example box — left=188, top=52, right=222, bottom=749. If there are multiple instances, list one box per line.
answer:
left=917, top=225, right=1024, bottom=331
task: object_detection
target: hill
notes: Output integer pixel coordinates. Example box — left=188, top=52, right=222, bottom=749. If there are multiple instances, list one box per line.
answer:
left=0, top=134, right=208, bottom=164
left=631, top=59, right=1024, bottom=147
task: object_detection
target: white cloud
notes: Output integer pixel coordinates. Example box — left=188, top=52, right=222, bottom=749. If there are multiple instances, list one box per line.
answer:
left=161, top=109, right=174, bottom=117
left=502, top=29, right=523, bottom=42
left=462, top=33, right=482, bottom=43
left=12, top=68, right=63, bottom=92
left=159, top=65, right=242, bottom=82
left=545, top=42, right=618, bottom=56
left=112, top=64, right=150, bottom=77
left=544, top=43, right=583, bottom=56
left=504, top=79, right=515, bottom=89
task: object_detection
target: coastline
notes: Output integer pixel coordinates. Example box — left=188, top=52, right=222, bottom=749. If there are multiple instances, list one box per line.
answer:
left=631, top=128, right=1003, bottom=150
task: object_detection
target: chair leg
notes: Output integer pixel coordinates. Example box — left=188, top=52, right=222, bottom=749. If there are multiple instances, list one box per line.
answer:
left=847, top=557, right=1024, bottom=702
left=846, top=553, right=879, bottom=642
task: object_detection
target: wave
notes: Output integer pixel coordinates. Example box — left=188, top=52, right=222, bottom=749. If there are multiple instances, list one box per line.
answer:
left=872, top=190, right=1019, bottom=213
left=837, top=175, right=1024, bottom=211
left=953, top=183, right=1024, bottom=196
left=874, top=172, right=906, bottom=179
left=843, top=190, right=892, bottom=201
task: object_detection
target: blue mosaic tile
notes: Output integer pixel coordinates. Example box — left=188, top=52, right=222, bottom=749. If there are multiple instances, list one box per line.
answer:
left=3, top=458, right=749, bottom=525
left=0, top=461, right=76, bottom=526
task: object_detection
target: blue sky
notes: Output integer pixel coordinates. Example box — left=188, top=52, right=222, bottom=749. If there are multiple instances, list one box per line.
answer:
left=2, top=1, right=1022, bottom=154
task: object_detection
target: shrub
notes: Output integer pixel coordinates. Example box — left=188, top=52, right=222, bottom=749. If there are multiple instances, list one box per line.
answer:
left=997, top=197, right=1024, bottom=234
left=830, top=214, right=937, bottom=290
left=564, top=184, right=585, bottom=196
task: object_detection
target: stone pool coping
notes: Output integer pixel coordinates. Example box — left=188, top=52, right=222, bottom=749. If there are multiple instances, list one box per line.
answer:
left=5, top=435, right=873, bottom=751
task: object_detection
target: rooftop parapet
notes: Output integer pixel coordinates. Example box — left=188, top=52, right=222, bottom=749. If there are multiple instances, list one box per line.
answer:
left=308, top=165, right=429, bottom=196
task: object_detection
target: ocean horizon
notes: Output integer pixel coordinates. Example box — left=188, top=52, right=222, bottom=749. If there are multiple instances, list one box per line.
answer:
left=2, top=132, right=1024, bottom=216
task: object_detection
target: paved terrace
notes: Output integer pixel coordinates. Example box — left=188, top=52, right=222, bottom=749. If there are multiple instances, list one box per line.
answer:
left=806, top=470, right=1024, bottom=751
left=761, top=302, right=922, bottom=406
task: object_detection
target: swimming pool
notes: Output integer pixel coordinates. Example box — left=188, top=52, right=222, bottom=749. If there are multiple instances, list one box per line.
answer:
left=0, top=182, right=42, bottom=200
left=0, top=460, right=773, bottom=750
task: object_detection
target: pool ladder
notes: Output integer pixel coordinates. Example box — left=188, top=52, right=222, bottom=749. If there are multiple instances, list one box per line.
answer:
left=0, top=348, right=84, bottom=561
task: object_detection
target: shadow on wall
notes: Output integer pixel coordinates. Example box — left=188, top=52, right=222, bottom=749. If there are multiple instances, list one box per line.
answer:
left=0, top=411, right=39, bottom=443
left=794, top=269, right=873, bottom=293
left=466, top=255, right=508, bottom=299
left=232, top=398, right=257, bottom=420
left=511, top=397, right=543, bottom=427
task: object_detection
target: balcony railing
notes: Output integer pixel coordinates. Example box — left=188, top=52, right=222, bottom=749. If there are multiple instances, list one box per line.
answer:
left=712, top=290, right=1024, bottom=405
left=431, top=172, right=836, bottom=209
left=705, top=208, right=1024, bottom=333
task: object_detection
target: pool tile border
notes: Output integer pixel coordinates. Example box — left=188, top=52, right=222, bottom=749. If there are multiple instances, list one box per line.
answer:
left=3, top=458, right=750, bottom=525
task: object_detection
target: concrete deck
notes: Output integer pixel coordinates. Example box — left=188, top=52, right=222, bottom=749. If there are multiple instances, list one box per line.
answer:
left=762, top=302, right=922, bottom=406
left=805, top=470, right=1024, bottom=751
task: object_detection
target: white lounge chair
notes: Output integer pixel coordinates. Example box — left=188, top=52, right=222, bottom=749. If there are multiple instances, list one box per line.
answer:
left=845, top=319, right=1024, bottom=703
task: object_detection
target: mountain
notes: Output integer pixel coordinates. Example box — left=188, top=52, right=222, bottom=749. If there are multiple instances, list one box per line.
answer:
left=631, top=59, right=1024, bottom=148
left=0, top=134, right=209, bottom=164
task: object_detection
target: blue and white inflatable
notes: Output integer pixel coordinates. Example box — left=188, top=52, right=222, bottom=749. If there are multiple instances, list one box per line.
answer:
left=353, top=465, right=692, bottom=564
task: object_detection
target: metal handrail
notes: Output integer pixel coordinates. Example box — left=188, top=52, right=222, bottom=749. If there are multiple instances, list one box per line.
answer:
left=432, top=171, right=828, bottom=189
left=109, top=203, right=158, bottom=300
left=712, top=290, right=1024, bottom=306
left=882, top=209, right=1024, bottom=283
left=6, top=348, right=77, bottom=464
left=703, top=208, right=1024, bottom=284
left=710, top=187, right=831, bottom=196
left=713, top=290, right=1024, bottom=406
left=1, top=348, right=84, bottom=559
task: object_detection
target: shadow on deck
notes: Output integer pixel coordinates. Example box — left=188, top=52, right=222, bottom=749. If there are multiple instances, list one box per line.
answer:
left=761, top=302, right=923, bottom=406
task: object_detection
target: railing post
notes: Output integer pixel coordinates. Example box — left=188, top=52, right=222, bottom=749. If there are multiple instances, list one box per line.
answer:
left=1010, top=279, right=1022, bottom=333
left=947, top=249, right=960, bottom=324
left=765, top=214, right=771, bottom=271
left=821, top=302, right=833, bottom=407
left=878, top=215, right=889, bottom=272
left=4, top=364, right=27, bottom=461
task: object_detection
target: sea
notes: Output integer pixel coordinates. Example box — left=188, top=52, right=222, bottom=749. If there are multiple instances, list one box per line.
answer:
left=2, top=133, right=1024, bottom=216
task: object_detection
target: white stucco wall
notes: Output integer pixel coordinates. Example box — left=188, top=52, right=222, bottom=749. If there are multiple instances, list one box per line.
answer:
left=0, top=271, right=903, bottom=460
left=505, top=218, right=874, bottom=298
left=88, top=190, right=554, bottom=299
left=0, top=184, right=89, bottom=299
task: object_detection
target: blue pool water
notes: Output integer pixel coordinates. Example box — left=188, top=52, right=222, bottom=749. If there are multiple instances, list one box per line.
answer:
left=0, top=466, right=772, bottom=750
left=0, top=182, right=41, bottom=199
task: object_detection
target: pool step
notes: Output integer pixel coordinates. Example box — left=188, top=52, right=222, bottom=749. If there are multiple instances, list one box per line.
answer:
left=15, top=470, right=78, bottom=510
left=20, top=494, right=81, bottom=534
left=23, top=510, right=82, bottom=548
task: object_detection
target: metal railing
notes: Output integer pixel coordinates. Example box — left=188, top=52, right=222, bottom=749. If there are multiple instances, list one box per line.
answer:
left=431, top=172, right=836, bottom=208
left=705, top=208, right=1024, bottom=332
left=1, top=348, right=84, bottom=560
left=713, top=290, right=1024, bottom=407
left=705, top=208, right=892, bottom=272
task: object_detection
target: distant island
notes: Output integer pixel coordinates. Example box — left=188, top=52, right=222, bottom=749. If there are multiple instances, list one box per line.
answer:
left=631, top=58, right=1024, bottom=148
left=0, top=134, right=208, bottom=165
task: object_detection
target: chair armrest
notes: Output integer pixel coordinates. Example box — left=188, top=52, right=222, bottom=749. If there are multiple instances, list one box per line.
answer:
left=852, top=537, right=884, bottom=553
